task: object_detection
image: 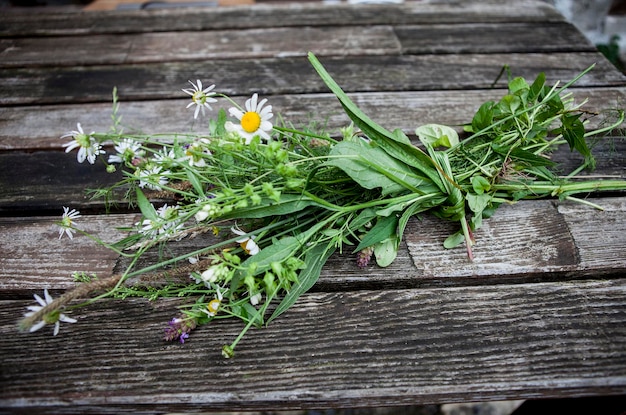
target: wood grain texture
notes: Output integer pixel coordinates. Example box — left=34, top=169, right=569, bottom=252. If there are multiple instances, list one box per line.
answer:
left=0, top=25, right=401, bottom=68
left=395, top=22, right=595, bottom=55
left=0, top=214, right=138, bottom=295
left=0, top=22, right=592, bottom=69
left=0, top=1, right=565, bottom=36
left=2, top=88, right=624, bottom=150
left=1, top=279, right=624, bottom=412
left=2, top=52, right=621, bottom=105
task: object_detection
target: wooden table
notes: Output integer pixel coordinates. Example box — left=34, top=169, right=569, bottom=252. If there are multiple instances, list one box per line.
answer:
left=1, top=0, right=626, bottom=413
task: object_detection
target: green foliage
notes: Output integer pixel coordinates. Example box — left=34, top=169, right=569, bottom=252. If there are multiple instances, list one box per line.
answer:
left=36, top=53, right=626, bottom=359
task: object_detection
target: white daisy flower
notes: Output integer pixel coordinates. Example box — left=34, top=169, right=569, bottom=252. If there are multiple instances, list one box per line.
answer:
left=138, top=203, right=183, bottom=237
left=204, top=286, right=223, bottom=317
left=24, top=289, right=77, bottom=336
left=184, top=139, right=212, bottom=167
left=61, top=123, right=105, bottom=164
left=58, top=206, right=81, bottom=240
left=182, top=80, right=218, bottom=119
left=226, top=93, right=273, bottom=144
left=156, top=204, right=184, bottom=235
left=231, top=224, right=260, bottom=255
left=152, top=146, right=177, bottom=167
left=108, top=138, right=142, bottom=164
left=136, top=166, right=169, bottom=191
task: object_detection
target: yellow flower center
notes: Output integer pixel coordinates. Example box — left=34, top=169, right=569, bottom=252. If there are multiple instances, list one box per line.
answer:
left=241, top=111, right=261, bottom=133
left=192, top=91, right=206, bottom=104
left=207, top=299, right=220, bottom=315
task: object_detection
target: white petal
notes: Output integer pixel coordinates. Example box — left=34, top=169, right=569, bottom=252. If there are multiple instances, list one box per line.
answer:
left=43, top=289, right=53, bottom=304
left=29, top=320, right=46, bottom=333
left=247, top=93, right=258, bottom=112
left=33, top=293, right=46, bottom=307
left=228, top=108, right=244, bottom=120
left=59, top=314, right=77, bottom=324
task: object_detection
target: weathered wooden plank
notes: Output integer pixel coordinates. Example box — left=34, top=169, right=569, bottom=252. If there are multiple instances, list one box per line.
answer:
left=557, top=199, right=626, bottom=270
left=0, top=151, right=125, bottom=214
left=395, top=22, right=595, bottom=55
left=0, top=20, right=594, bottom=70
left=0, top=1, right=566, bottom=37
left=2, top=198, right=624, bottom=294
left=404, top=198, right=626, bottom=281
left=2, top=52, right=622, bottom=105
left=2, top=87, right=624, bottom=150
left=0, top=214, right=137, bottom=296
left=1, top=279, right=624, bottom=412
left=0, top=25, right=401, bottom=68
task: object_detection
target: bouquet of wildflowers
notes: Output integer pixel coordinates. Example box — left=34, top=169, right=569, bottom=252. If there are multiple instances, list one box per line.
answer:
left=19, top=53, right=626, bottom=357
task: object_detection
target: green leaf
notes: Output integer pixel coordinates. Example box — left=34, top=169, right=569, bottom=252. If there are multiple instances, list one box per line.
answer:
left=471, top=176, right=491, bottom=194
left=508, top=76, right=529, bottom=95
left=528, top=72, right=546, bottom=102
left=308, top=52, right=444, bottom=191
left=498, top=94, right=521, bottom=114
left=397, top=194, right=445, bottom=244
left=558, top=112, right=595, bottom=169
left=240, top=236, right=300, bottom=275
left=415, top=124, right=459, bottom=148
left=355, top=214, right=398, bottom=252
left=135, top=188, right=157, bottom=221
left=471, top=101, right=495, bottom=133
left=374, top=237, right=398, bottom=267
left=267, top=241, right=336, bottom=324
left=466, top=193, right=491, bottom=215
left=443, top=231, right=465, bottom=249
left=186, top=168, right=205, bottom=197
left=242, top=302, right=264, bottom=327
left=351, top=208, right=378, bottom=230
left=326, top=139, right=427, bottom=195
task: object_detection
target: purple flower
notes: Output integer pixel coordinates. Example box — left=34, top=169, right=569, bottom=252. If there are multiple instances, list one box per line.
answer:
left=356, top=246, right=374, bottom=268
left=163, top=316, right=197, bottom=343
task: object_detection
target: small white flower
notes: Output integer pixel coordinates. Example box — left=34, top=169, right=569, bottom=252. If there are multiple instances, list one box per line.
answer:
left=184, top=139, right=212, bottom=167
left=136, top=166, right=169, bottom=191
left=226, top=93, right=273, bottom=144
left=138, top=203, right=182, bottom=237
left=58, top=206, right=81, bottom=240
left=250, top=292, right=262, bottom=306
left=194, top=209, right=210, bottom=222
left=182, top=80, right=218, bottom=119
left=61, top=123, right=105, bottom=164
left=152, top=146, right=177, bottom=167
left=108, top=138, right=142, bottom=164
left=156, top=204, right=184, bottom=235
left=204, top=286, right=223, bottom=317
left=24, top=289, right=77, bottom=336
left=194, top=202, right=218, bottom=222
left=197, top=263, right=230, bottom=286
left=231, top=224, right=260, bottom=255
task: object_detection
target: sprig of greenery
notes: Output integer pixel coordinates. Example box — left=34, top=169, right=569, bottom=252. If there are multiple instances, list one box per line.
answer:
left=20, top=53, right=626, bottom=357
